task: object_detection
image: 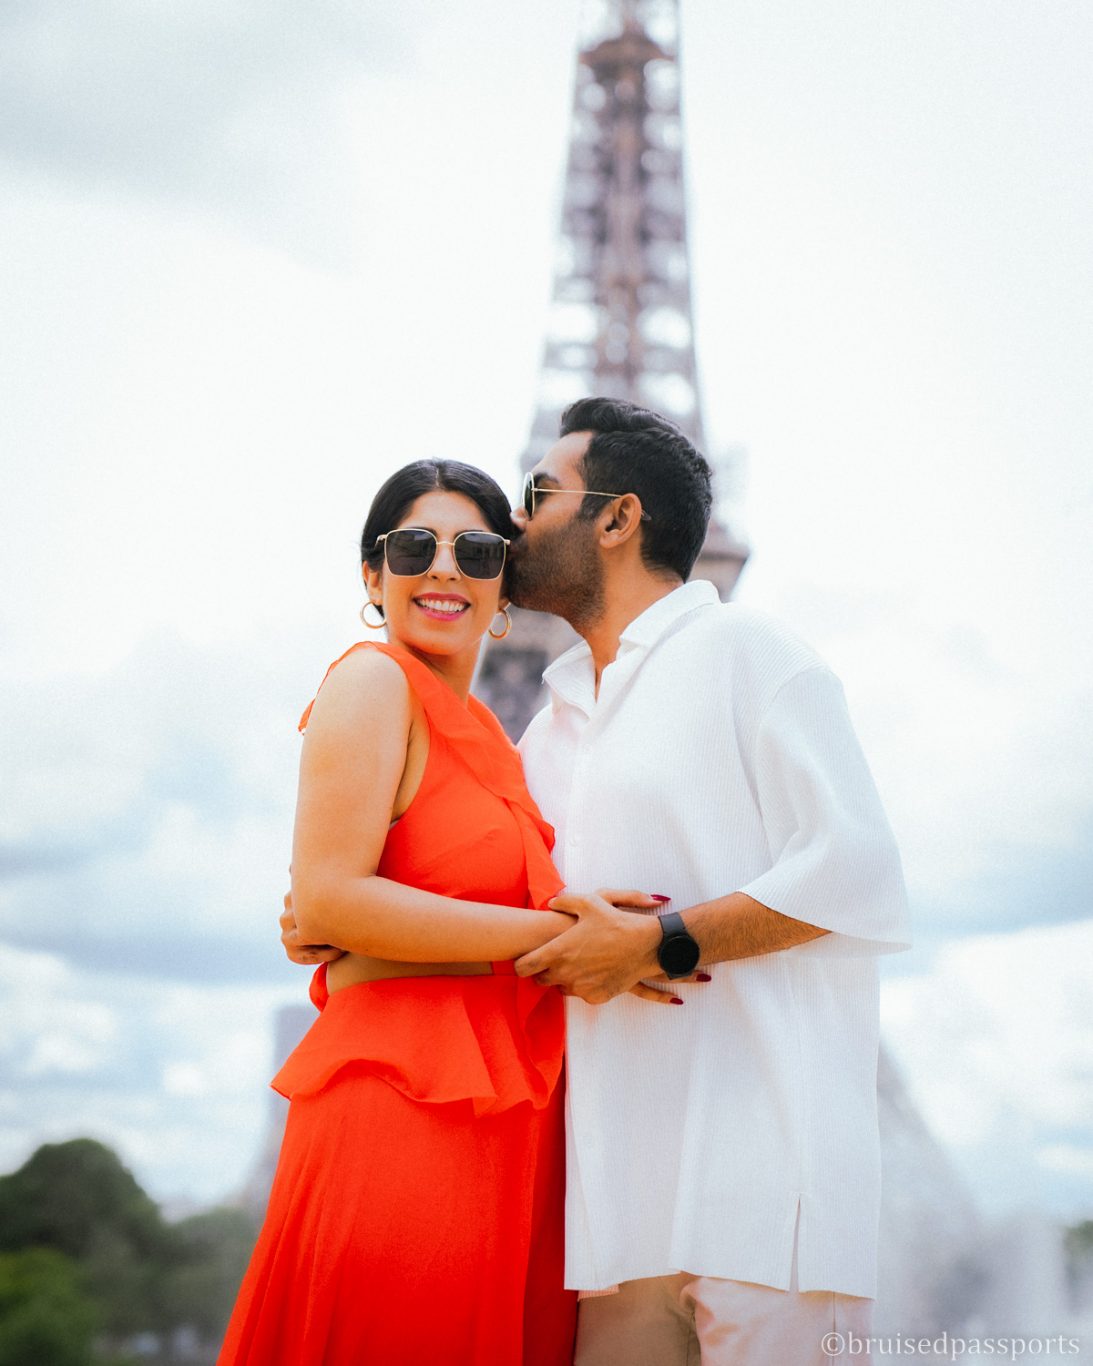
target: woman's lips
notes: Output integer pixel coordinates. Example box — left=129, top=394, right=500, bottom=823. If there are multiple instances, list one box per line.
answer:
left=413, top=595, right=471, bottom=621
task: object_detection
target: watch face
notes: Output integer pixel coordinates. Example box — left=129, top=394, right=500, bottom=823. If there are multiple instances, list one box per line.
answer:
left=659, top=933, right=701, bottom=978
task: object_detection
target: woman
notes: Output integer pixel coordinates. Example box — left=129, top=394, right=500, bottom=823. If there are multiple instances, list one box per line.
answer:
left=217, top=460, right=583, bottom=1365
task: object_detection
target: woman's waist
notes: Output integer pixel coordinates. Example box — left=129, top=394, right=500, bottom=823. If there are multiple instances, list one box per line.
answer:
left=326, top=953, right=506, bottom=995
left=310, top=958, right=516, bottom=1010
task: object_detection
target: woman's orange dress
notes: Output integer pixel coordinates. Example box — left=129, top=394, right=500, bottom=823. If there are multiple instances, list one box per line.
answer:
left=217, top=642, right=577, bottom=1366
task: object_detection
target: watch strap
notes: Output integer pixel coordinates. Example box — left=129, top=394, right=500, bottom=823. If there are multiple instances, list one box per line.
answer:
left=658, top=910, right=688, bottom=940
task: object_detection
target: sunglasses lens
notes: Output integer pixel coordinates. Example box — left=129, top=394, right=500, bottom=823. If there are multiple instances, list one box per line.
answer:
left=455, top=533, right=506, bottom=580
left=522, top=472, right=535, bottom=518
left=384, top=528, right=436, bottom=575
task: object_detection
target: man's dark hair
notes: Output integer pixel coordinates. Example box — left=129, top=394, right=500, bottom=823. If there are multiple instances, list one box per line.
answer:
left=559, top=397, right=712, bottom=581
left=361, top=460, right=512, bottom=570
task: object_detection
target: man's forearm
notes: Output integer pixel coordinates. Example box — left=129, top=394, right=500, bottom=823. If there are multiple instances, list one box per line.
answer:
left=513, top=890, right=829, bottom=1004
left=682, top=891, right=829, bottom=963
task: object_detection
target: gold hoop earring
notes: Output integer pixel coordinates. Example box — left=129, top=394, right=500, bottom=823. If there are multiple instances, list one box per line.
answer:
left=488, top=607, right=512, bottom=640
left=360, top=601, right=385, bottom=630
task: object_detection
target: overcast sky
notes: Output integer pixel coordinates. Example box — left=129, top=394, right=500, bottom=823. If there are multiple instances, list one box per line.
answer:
left=1, top=0, right=1091, bottom=1221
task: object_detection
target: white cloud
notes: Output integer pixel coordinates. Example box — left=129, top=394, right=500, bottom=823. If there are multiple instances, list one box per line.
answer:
left=0, top=0, right=420, bottom=262
left=1039, top=1145, right=1093, bottom=1181
left=0, top=632, right=311, bottom=979
left=882, top=920, right=1093, bottom=1219
left=0, top=944, right=304, bottom=1204
left=162, top=1062, right=205, bottom=1099
left=0, top=948, right=121, bottom=1076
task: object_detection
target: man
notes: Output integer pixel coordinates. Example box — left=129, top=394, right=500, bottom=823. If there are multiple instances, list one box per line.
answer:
left=509, top=397, right=908, bottom=1364
left=286, top=398, right=910, bottom=1364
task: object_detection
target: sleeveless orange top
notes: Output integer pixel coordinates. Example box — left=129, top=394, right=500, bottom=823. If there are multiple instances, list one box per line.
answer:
left=273, top=641, right=566, bottom=1116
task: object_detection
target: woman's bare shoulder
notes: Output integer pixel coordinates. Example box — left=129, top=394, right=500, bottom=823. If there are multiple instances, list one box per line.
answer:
left=304, top=646, right=412, bottom=734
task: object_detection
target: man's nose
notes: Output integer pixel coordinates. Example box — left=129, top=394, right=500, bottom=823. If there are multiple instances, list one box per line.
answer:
left=510, top=505, right=529, bottom=532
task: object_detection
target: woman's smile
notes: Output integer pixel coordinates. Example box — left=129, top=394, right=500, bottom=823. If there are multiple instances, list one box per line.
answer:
left=413, top=593, right=471, bottom=620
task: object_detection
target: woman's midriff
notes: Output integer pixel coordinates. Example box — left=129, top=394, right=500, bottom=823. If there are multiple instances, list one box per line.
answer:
left=326, top=952, right=493, bottom=993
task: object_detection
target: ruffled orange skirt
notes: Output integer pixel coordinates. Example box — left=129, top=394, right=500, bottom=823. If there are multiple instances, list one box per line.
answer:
left=217, top=972, right=576, bottom=1366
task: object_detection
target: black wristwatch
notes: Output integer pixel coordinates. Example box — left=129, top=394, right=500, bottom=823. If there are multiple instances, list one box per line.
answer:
left=656, top=911, right=701, bottom=980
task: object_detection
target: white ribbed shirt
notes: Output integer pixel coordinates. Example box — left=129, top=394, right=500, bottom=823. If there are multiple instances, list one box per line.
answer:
left=518, top=580, right=910, bottom=1298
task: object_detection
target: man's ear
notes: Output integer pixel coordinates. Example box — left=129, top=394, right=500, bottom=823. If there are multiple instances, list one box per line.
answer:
left=599, top=494, right=645, bottom=547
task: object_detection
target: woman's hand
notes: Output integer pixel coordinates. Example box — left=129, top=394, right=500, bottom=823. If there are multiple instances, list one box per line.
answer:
left=514, top=889, right=708, bottom=1006
left=280, top=889, right=345, bottom=967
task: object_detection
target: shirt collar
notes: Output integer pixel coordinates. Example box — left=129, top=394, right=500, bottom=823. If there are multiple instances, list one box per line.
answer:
left=617, top=578, right=720, bottom=650
left=542, top=579, right=720, bottom=713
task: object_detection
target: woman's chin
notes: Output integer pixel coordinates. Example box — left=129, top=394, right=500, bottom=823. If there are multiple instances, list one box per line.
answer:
left=387, top=622, right=486, bottom=658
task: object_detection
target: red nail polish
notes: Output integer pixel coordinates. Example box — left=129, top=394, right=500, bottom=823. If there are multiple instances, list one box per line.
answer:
left=696, top=972, right=712, bottom=982
left=650, top=894, right=671, bottom=903
left=671, top=997, right=684, bottom=1005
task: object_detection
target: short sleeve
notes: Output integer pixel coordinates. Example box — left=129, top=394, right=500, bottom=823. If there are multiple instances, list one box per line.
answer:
left=739, top=666, right=911, bottom=957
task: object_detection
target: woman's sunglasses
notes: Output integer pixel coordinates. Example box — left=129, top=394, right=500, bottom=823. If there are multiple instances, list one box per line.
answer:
left=374, top=528, right=510, bottom=580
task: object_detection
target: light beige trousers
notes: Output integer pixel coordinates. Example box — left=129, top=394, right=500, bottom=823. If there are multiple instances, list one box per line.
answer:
left=574, top=1258, right=872, bottom=1366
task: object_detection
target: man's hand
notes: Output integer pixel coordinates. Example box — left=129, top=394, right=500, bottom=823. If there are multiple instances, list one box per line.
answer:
left=280, top=890, right=346, bottom=967
left=514, top=889, right=703, bottom=1006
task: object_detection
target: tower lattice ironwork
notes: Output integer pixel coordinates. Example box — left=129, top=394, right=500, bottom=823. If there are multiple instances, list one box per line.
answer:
left=476, top=0, right=748, bottom=737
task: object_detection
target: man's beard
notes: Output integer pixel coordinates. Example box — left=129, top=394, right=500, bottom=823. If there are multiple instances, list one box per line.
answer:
left=507, top=519, right=604, bottom=630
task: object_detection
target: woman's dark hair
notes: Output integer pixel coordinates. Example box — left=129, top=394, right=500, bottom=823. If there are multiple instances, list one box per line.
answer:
left=360, top=460, right=512, bottom=570
left=560, top=397, right=712, bottom=581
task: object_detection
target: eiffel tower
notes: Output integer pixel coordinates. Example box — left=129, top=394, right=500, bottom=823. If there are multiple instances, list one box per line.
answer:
left=474, top=0, right=748, bottom=738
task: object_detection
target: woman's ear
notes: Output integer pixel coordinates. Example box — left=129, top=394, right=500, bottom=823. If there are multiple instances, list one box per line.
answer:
left=363, top=563, right=383, bottom=605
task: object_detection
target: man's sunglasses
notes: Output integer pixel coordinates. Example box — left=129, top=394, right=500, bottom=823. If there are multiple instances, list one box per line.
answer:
left=374, top=528, right=510, bottom=580
left=521, top=470, right=651, bottom=521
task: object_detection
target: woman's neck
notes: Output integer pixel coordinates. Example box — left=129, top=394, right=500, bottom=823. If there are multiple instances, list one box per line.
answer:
left=387, top=636, right=478, bottom=704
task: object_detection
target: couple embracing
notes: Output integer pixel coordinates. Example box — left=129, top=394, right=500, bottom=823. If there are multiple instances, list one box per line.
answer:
left=218, top=397, right=909, bottom=1366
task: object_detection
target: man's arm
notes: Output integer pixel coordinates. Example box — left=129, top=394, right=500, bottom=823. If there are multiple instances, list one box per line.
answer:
left=683, top=891, right=828, bottom=961
left=513, top=890, right=823, bottom=1003
left=516, top=663, right=909, bottom=1003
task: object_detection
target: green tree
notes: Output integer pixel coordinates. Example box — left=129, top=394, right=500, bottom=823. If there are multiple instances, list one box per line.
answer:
left=0, top=1139, right=174, bottom=1336
left=160, top=1206, right=257, bottom=1341
left=0, top=1247, right=98, bottom=1366
left=1065, top=1219, right=1093, bottom=1305
left=0, top=1139, right=260, bottom=1356
left=0, top=1139, right=167, bottom=1261
left=1066, top=1218, right=1093, bottom=1259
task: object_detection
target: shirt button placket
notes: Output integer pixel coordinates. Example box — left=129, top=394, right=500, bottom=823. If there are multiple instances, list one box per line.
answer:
left=565, top=732, right=593, bottom=877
